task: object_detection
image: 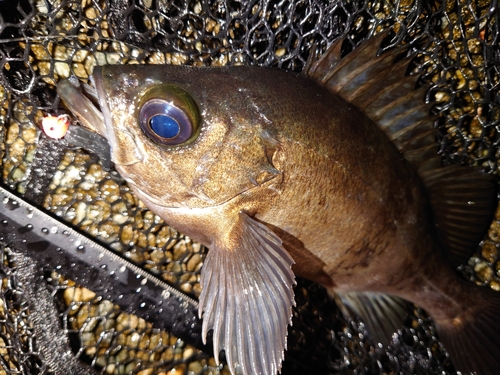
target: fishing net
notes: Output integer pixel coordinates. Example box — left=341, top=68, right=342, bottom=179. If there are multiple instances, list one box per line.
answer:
left=0, top=0, right=499, bottom=374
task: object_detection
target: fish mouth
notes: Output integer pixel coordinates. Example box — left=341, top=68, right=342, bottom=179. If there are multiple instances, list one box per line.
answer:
left=57, top=68, right=115, bottom=146
left=91, top=67, right=114, bottom=139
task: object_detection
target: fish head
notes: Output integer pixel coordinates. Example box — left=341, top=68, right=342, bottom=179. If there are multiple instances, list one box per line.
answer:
left=58, top=65, right=282, bottom=212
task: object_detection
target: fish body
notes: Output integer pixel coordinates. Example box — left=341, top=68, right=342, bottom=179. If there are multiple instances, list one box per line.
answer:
left=96, top=65, right=426, bottom=286
left=58, top=34, right=500, bottom=375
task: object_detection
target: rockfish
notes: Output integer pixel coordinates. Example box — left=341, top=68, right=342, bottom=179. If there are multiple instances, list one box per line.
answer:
left=58, top=32, right=499, bottom=375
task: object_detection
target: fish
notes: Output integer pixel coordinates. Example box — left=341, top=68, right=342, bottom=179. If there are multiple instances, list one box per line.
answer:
left=57, top=32, right=500, bottom=375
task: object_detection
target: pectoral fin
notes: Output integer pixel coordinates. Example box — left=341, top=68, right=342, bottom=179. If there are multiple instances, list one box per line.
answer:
left=335, top=291, right=409, bottom=345
left=198, top=213, right=296, bottom=375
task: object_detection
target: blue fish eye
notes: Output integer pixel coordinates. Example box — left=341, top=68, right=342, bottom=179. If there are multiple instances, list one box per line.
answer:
left=139, top=99, right=194, bottom=145
left=149, top=115, right=180, bottom=138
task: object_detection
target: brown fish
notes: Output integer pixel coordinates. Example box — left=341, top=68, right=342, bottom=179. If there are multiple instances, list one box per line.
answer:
left=57, top=32, right=500, bottom=375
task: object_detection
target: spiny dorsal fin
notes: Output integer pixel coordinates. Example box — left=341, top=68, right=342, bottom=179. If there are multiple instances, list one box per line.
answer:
left=304, top=32, right=431, bottom=154
left=305, top=33, right=496, bottom=267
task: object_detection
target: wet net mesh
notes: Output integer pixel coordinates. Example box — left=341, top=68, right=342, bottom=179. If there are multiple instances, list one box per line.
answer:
left=0, top=0, right=499, bottom=374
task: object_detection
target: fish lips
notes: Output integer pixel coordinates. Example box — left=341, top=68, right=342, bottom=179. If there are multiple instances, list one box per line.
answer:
left=56, top=67, right=119, bottom=163
left=91, top=67, right=113, bottom=140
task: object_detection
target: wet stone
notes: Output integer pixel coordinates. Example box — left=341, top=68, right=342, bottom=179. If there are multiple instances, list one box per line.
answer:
left=474, top=259, right=493, bottom=283
left=481, top=240, right=498, bottom=264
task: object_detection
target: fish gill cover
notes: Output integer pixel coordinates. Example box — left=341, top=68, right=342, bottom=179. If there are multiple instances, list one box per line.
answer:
left=0, top=0, right=499, bottom=374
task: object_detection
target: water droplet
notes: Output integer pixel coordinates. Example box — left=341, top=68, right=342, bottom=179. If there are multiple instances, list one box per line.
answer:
left=76, top=245, right=85, bottom=253
left=158, top=308, right=163, bottom=313
left=6, top=199, right=19, bottom=210
left=140, top=278, right=147, bottom=285
left=62, top=230, right=69, bottom=236
left=41, top=228, right=49, bottom=234
left=1, top=220, right=8, bottom=227
left=18, top=224, right=33, bottom=234
left=140, top=302, right=146, bottom=308
left=136, top=287, right=142, bottom=293
left=161, top=291, right=170, bottom=299
left=100, top=264, right=107, bottom=269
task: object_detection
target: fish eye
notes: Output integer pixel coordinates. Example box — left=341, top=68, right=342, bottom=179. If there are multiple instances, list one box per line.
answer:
left=140, top=100, right=192, bottom=144
left=139, top=85, right=200, bottom=146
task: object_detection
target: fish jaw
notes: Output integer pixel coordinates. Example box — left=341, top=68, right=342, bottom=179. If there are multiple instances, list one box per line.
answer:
left=92, top=67, right=145, bottom=167
left=91, top=67, right=117, bottom=148
left=57, top=74, right=126, bottom=168
left=57, top=78, right=108, bottom=140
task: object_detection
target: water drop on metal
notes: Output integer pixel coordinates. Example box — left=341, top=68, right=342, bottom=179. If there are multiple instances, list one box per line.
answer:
left=18, top=224, right=34, bottom=234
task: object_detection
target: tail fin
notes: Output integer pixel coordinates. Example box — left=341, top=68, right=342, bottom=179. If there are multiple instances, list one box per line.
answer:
left=436, top=285, right=500, bottom=375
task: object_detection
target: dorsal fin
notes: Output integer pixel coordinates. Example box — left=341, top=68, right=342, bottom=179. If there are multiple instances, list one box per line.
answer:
left=305, top=33, right=497, bottom=268
left=304, top=32, right=432, bottom=155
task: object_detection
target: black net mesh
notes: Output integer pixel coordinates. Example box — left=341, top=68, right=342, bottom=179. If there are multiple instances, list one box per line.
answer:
left=0, top=0, right=499, bottom=374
